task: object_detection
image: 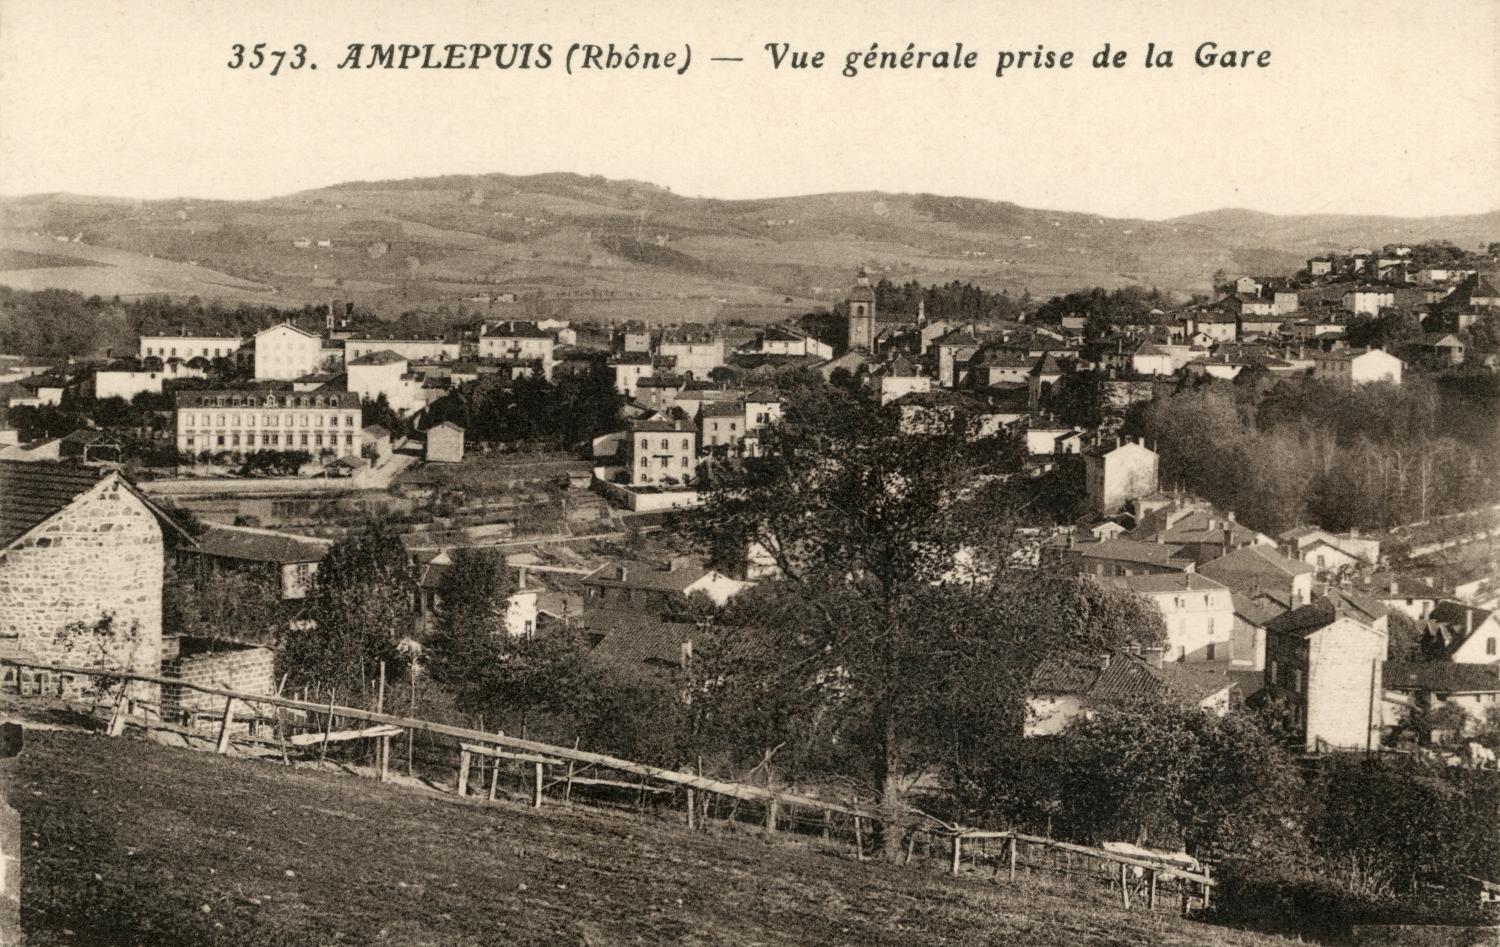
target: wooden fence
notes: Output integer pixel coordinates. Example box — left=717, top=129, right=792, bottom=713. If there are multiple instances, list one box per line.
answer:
left=948, top=830, right=1215, bottom=913
left=1, top=657, right=1216, bottom=915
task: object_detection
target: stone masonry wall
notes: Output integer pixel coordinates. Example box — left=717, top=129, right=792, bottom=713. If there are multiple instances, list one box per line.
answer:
left=160, top=639, right=275, bottom=725
left=0, top=479, right=163, bottom=702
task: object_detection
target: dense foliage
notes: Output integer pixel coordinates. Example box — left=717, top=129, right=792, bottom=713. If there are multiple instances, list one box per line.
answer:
left=1126, top=375, right=1500, bottom=532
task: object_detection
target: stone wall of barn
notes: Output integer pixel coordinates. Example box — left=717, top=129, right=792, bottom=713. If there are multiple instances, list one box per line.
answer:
left=0, top=479, right=163, bottom=701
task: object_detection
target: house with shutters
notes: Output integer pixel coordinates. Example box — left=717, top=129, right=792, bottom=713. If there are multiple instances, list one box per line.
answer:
left=1101, top=572, right=1236, bottom=664
left=1264, top=589, right=1389, bottom=752
left=0, top=461, right=192, bottom=698
left=627, top=418, right=697, bottom=486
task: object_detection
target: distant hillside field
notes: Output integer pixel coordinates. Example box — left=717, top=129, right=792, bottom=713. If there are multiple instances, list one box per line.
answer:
left=12, top=728, right=1297, bottom=946
left=2, top=175, right=1494, bottom=320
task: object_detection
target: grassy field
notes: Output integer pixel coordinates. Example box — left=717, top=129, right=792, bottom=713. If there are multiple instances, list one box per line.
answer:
left=9, top=728, right=1300, bottom=946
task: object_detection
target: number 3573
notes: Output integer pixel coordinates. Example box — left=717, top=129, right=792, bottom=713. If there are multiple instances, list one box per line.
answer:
left=227, top=44, right=310, bottom=75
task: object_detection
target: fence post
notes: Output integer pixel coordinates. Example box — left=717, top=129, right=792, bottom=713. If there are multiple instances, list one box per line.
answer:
left=215, top=696, right=234, bottom=754
left=685, top=787, right=696, bottom=829
left=763, top=797, right=778, bottom=837
left=1120, top=863, right=1131, bottom=909
left=1148, top=868, right=1158, bottom=910
left=1008, top=836, right=1018, bottom=881
left=457, top=749, right=471, bottom=797
left=853, top=815, right=864, bottom=861
left=950, top=835, right=962, bottom=876
left=319, top=691, right=336, bottom=764
left=532, top=762, right=544, bottom=808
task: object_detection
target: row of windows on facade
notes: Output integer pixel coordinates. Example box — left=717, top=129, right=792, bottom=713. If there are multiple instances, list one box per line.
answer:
left=639, top=438, right=693, bottom=450
left=183, top=432, right=355, bottom=449
left=189, top=395, right=347, bottom=409
left=180, top=413, right=358, bottom=428
left=640, top=456, right=692, bottom=468
left=144, top=346, right=232, bottom=358
left=1268, top=660, right=1303, bottom=694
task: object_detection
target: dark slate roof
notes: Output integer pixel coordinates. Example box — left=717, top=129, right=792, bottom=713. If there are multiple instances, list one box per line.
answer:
left=1264, top=589, right=1387, bottom=638
left=1199, top=545, right=1315, bottom=588
left=347, top=350, right=407, bottom=366
left=630, top=418, right=695, bottom=434
left=190, top=525, right=332, bottom=564
left=1230, top=592, right=1288, bottom=628
left=0, top=460, right=111, bottom=548
left=487, top=321, right=551, bottom=339
left=1384, top=662, right=1500, bottom=694
left=1075, top=538, right=1193, bottom=569
left=1100, top=573, right=1228, bottom=595
left=583, top=608, right=697, bottom=667
left=581, top=559, right=709, bottom=593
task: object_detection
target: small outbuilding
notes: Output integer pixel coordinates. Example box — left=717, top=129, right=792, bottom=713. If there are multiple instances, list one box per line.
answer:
left=425, top=422, right=465, bottom=464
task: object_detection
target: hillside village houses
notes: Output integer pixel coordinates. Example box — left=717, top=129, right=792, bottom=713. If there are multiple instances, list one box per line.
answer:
left=0, top=241, right=1496, bottom=765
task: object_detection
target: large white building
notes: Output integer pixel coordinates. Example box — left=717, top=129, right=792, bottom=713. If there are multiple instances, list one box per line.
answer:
left=139, top=334, right=243, bottom=362
left=346, top=350, right=427, bottom=416
left=345, top=338, right=461, bottom=363
left=658, top=329, right=726, bottom=379
left=1103, top=573, right=1236, bottom=663
left=480, top=321, right=556, bottom=379
left=253, top=324, right=324, bottom=381
left=175, top=387, right=362, bottom=459
left=92, top=360, right=206, bottom=401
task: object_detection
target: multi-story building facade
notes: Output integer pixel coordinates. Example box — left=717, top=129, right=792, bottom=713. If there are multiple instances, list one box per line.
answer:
left=1265, top=590, right=1388, bottom=752
left=480, top=321, right=556, bottom=378
left=345, top=338, right=461, bottom=363
left=1103, top=572, right=1236, bottom=663
left=175, top=388, right=362, bottom=460
left=628, top=418, right=696, bottom=486
left=253, top=324, right=323, bottom=381
left=139, top=334, right=244, bottom=362
left=657, top=328, right=725, bottom=380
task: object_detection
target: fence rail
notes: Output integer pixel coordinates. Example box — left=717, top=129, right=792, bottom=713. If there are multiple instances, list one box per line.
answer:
left=1, top=657, right=1214, bottom=916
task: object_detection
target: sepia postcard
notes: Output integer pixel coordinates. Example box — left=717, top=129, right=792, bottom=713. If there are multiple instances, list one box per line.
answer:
left=0, top=1, right=1497, bottom=944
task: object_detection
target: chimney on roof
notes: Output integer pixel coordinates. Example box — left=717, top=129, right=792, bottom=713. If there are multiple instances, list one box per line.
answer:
left=1099, top=653, right=1111, bottom=671
left=1227, top=511, right=1236, bottom=523
left=1389, top=578, right=1398, bottom=596
left=617, top=565, right=629, bottom=582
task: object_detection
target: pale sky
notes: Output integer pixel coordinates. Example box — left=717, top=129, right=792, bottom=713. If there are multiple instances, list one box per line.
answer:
left=1, top=0, right=1497, bottom=220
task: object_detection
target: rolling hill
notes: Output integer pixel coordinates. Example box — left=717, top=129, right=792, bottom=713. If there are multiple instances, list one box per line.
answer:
left=1, top=174, right=1495, bottom=324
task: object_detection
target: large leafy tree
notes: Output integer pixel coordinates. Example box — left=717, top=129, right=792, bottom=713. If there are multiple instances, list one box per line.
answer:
left=687, top=385, right=1164, bottom=858
left=282, top=519, right=414, bottom=700
left=1046, top=703, right=1310, bottom=859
